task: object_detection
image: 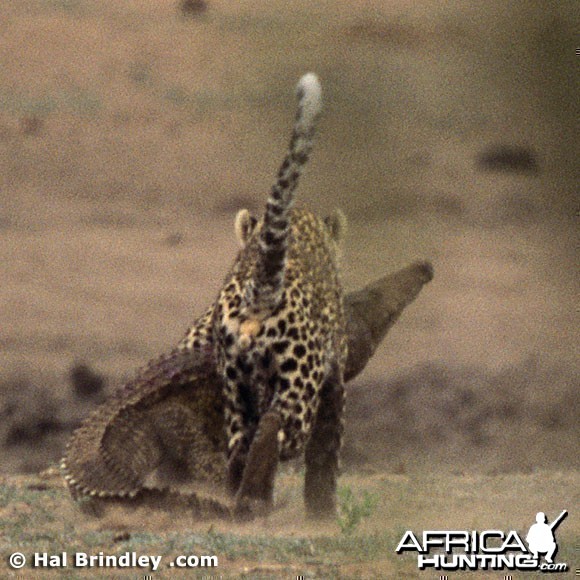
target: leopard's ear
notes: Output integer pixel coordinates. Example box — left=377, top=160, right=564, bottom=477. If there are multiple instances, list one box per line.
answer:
left=324, top=209, right=347, bottom=245
left=234, top=209, right=258, bottom=247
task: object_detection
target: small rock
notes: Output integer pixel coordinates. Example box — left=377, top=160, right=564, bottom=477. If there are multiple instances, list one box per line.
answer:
left=477, top=145, right=539, bottom=173
left=165, top=232, right=184, bottom=246
left=70, top=363, right=106, bottom=400
left=180, top=0, right=208, bottom=17
left=26, top=482, right=49, bottom=491
left=113, top=531, right=131, bottom=543
left=19, top=115, right=43, bottom=136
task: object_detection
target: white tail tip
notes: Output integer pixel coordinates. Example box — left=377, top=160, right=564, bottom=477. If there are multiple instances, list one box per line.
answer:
left=296, top=72, right=322, bottom=125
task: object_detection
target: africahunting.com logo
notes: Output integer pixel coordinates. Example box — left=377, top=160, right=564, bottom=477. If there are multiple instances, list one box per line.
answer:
left=396, top=510, right=569, bottom=573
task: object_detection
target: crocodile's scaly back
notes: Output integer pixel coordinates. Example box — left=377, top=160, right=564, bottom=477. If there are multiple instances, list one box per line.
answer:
left=61, top=348, right=226, bottom=505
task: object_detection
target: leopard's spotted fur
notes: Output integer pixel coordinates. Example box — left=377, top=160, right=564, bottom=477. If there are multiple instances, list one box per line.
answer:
left=221, top=74, right=347, bottom=518
left=182, top=73, right=347, bottom=518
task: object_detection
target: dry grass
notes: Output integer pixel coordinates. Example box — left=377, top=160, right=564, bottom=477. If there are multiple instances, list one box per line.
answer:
left=0, top=468, right=577, bottom=578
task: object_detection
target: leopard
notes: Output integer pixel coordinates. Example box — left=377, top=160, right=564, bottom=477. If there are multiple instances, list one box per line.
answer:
left=180, top=73, right=348, bottom=519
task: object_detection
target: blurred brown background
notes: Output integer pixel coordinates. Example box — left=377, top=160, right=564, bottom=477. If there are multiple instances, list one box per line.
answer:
left=0, top=1, right=577, bottom=476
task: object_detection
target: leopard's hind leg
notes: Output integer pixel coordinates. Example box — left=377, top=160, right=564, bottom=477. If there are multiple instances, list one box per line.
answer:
left=304, top=363, right=345, bottom=519
left=233, top=411, right=281, bottom=519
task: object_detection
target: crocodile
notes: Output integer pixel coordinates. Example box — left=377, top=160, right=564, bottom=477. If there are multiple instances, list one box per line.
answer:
left=61, top=261, right=433, bottom=518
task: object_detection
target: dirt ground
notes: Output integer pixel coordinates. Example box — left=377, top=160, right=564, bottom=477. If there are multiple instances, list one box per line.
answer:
left=0, top=468, right=577, bottom=578
left=0, top=1, right=578, bottom=577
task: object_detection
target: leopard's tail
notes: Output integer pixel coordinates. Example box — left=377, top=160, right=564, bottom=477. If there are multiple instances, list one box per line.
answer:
left=253, top=72, right=322, bottom=310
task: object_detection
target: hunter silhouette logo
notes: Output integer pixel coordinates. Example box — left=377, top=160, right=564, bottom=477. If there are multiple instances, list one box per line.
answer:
left=396, top=509, right=569, bottom=573
left=526, top=510, right=568, bottom=564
